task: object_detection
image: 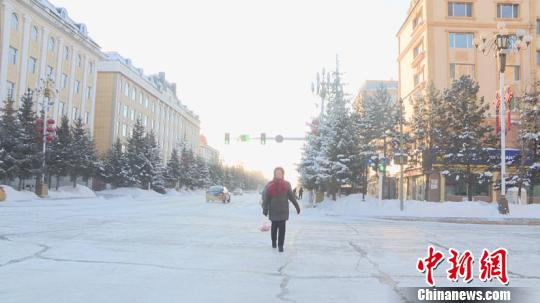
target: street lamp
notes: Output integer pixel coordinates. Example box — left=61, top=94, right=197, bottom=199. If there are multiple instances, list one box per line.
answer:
left=34, top=78, right=57, bottom=198
left=474, top=23, right=532, bottom=214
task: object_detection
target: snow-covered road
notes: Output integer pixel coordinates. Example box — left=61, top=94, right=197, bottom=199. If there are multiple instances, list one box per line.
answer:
left=0, top=191, right=539, bottom=303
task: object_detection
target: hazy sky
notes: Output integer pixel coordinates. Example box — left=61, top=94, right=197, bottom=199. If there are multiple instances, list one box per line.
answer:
left=52, top=0, right=409, bottom=182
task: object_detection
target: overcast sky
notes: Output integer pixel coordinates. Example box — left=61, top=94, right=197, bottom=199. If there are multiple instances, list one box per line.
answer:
left=52, top=0, right=409, bottom=182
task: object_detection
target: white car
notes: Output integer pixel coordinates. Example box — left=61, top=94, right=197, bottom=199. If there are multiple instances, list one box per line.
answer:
left=233, top=188, right=244, bottom=196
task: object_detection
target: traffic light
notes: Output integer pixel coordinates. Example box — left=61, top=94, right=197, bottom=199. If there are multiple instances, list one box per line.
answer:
left=240, top=134, right=251, bottom=142
left=225, top=133, right=230, bottom=145
left=275, top=135, right=284, bottom=143
left=379, top=163, right=385, bottom=172
left=261, top=133, right=266, bottom=145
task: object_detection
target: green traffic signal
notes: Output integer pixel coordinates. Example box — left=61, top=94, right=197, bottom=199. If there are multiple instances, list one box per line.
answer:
left=225, top=133, right=230, bottom=144
left=240, top=134, right=251, bottom=142
left=261, top=133, right=266, bottom=145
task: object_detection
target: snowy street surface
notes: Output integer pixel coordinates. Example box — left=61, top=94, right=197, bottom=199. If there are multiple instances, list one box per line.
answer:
left=1, top=190, right=539, bottom=303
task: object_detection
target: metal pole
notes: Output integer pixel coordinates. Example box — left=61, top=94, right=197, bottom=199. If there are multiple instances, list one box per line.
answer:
left=378, top=153, right=384, bottom=201
left=42, top=94, right=48, bottom=185
left=399, top=100, right=404, bottom=211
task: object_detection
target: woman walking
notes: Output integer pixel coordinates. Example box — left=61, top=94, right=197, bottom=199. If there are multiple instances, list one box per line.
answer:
left=262, top=167, right=300, bottom=252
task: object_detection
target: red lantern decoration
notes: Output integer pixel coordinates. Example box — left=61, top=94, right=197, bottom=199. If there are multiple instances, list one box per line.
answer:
left=47, top=119, right=55, bottom=125
left=36, top=118, right=44, bottom=125
left=47, top=127, right=55, bottom=133
left=46, top=135, right=54, bottom=142
left=36, top=127, right=44, bottom=134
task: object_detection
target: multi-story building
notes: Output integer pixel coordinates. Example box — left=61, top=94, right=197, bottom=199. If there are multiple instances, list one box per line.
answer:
left=397, top=0, right=539, bottom=202
left=199, top=135, right=220, bottom=164
left=0, top=0, right=103, bottom=132
left=94, top=52, right=200, bottom=162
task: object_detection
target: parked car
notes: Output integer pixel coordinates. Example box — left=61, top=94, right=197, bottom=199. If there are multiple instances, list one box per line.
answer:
left=206, top=186, right=231, bottom=203
left=233, top=188, right=243, bottom=196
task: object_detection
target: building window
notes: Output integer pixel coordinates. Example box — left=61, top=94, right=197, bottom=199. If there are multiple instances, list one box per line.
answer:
left=64, top=46, right=70, bottom=60
left=450, top=63, right=475, bottom=80
left=124, top=83, right=129, bottom=96
left=28, top=57, right=37, bottom=74
left=144, top=96, right=149, bottom=108
left=123, top=105, right=128, bottom=118
left=6, top=81, right=15, bottom=99
left=48, top=37, right=55, bottom=52
left=139, top=92, right=143, bottom=104
left=448, top=2, right=472, bottom=17
left=61, top=74, right=68, bottom=88
left=131, top=88, right=136, bottom=100
left=77, top=54, right=83, bottom=68
left=88, top=62, right=93, bottom=74
left=84, top=112, right=89, bottom=124
left=10, top=13, right=18, bottom=31
left=505, top=65, right=520, bottom=82
left=31, top=26, right=38, bottom=40
left=130, top=109, right=135, bottom=121
left=8, top=46, right=17, bottom=64
left=87, top=86, right=92, bottom=100
left=75, top=80, right=81, bottom=94
left=58, top=101, right=65, bottom=116
left=414, top=71, right=424, bottom=87
left=412, top=15, right=423, bottom=29
left=122, top=124, right=127, bottom=137
left=46, top=65, right=54, bottom=80
left=413, top=43, right=423, bottom=58
left=143, top=115, right=148, bottom=127
left=449, top=32, right=474, bottom=48
left=497, top=3, right=519, bottom=19
left=72, top=107, right=78, bottom=120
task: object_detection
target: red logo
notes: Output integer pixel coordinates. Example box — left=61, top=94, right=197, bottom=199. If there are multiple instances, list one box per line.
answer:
left=417, top=247, right=508, bottom=286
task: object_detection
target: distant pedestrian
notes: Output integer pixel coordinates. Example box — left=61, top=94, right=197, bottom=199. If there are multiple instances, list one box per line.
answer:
left=262, top=167, right=300, bottom=253
left=298, top=187, right=304, bottom=200
left=293, top=187, right=298, bottom=199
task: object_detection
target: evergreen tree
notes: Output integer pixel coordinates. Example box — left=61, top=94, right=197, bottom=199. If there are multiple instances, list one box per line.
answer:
left=166, top=148, right=182, bottom=189
left=411, top=83, right=448, bottom=200
left=440, top=76, right=496, bottom=201
left=48, top=115, right=72, bottom=189
left=298, top=118, right=324, bottom=191
left=180, top=146, right=197, bottom=189
left=69, top=118, right=98, bottom=187
left=194, top=156, right=210, bottom=189
left=13, top=90, right=41, bottom=189
left=101, top=138, right=132, bottom=188
left=508, top=84, right=540, bottom=204
left=0, top=97, right=18, bottom=182
left=317, top=62, right=361, bottom=200
left=145, top=131, right=166, bottom=193
left=125, top=119, right=147, bottom=188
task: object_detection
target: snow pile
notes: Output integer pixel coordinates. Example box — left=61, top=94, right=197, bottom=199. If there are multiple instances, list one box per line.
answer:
left=0, top=185, right=38, bottom=202
left=48, top=185, right=96, bottom=199
left=308, top=194, right=540, bottom=219
left=99, top=187, right=164, bottom=199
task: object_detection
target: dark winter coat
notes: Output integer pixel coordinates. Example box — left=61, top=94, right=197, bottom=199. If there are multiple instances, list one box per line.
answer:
left=262, top=180, right=300, bottom=221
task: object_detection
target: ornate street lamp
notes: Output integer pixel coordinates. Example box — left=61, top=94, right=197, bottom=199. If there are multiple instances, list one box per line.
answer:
left=34, top=78, right=58, bottom=198
left=473, top=23, right=532, bottom=214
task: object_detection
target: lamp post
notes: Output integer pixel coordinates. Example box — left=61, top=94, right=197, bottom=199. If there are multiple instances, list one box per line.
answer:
left=474, top=23, right=532, bottom=214
left=35, top=78, right=57, bottom=198
left=399, top=98, right=405, bottom=211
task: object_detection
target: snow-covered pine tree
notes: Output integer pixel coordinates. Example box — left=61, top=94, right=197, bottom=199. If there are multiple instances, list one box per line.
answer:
left=48, top=115, right=72, bottom=189
left=101, top=138, right=132, bottom=188
left=509, top=84, right=540, bottom=204
left=144, top=131, right=166, bottom=193
left=125, top=119, right=147, bottom=188
left=208, top=162, right=224, bottom=186
left=194, top=156, right=210, bottom=189
left=317, top=60, right=361, bottom=200
left=440, top=76, right=496, bottom=201
left=14, top=90, right=41, bottom=190
left=166, top=148, right=182, bottom=189
left=69, top=118, right=98, bottom=187
left=180, top=146, right=197, bottom=190
left=411, top=83, right=448, bottom=200
left=0, top=97, right=18, bottom=183
left=298, top=118, right=324, bottom=191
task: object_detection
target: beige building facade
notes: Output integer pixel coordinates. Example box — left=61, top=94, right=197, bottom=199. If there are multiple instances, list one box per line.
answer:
left=0, top=0, right=102, bottom=132
left=95, top=52, right=201, bottom=162
left=396, top=0, right=540, bottom=202
left=199, top=135, right=220, bottom=164
left=398, top=0, right=538, bottom=125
